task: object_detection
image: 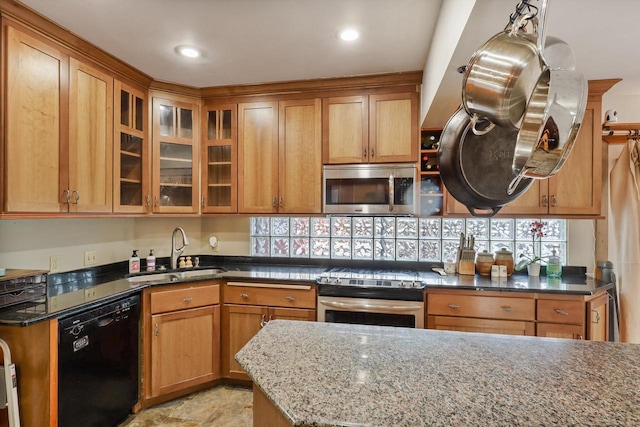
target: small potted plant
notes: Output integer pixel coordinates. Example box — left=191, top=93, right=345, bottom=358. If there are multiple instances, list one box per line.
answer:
left=515, top=220, right=546, bottom=276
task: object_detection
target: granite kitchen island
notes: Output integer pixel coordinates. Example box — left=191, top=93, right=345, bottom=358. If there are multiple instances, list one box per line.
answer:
left=236, top=320, right=640, bottom=427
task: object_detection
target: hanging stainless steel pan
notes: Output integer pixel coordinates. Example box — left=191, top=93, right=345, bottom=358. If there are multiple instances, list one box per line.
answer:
left=438, top=108, right=533, bottom=217
left=508, top=68, right=588, bottom=193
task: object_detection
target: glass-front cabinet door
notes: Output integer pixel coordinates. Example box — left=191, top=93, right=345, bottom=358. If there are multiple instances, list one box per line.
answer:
left=201, top=104, right=237, bottom=212
left=152, top=97, right=199, bottom=213
left=114, top=81, right=149, bottom=213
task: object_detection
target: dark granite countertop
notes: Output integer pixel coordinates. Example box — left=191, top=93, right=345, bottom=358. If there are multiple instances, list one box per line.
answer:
left=0, top=256, right=613, bottom=326
left=236, top=320, right=640, bottom=426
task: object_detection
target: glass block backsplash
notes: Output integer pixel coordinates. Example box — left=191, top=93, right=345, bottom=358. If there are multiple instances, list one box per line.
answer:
left=250, top=217, right=567, bottom=264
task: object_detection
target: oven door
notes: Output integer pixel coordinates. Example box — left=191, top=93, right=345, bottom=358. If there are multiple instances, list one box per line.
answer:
left=317, top=296, right=424, bottom=328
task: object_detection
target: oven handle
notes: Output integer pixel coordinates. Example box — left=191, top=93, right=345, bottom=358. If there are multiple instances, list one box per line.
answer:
left=320, top=300, right=422, bottom=314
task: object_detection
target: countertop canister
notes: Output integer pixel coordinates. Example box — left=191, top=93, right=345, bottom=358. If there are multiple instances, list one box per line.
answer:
left=475, top=250, right=495, bottom=276
left=494, top=248, right=514, bottom=276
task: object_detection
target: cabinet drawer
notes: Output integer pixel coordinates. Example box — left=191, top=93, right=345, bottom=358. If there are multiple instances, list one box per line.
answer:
left=224, top=282, right=315, bottom=309
left=537, top=299, right=585, bottom=324
left=427, top=294, right=535, bottom=321
left=150, top=284, right=220, bottom=314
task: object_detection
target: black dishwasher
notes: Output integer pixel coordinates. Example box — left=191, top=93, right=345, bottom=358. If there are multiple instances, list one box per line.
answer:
left=58, top=293, right=140, bottom=427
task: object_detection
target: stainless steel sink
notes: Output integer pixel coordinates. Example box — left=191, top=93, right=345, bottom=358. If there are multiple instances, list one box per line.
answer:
left=127, top=268, right=224, bottom=285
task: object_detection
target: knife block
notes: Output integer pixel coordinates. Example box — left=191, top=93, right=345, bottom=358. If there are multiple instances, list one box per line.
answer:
left=458, top=249, right=476, bottom=276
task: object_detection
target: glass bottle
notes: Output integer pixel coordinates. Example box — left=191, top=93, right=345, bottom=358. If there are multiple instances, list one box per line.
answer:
left=547, top=246, right=562, bottom=278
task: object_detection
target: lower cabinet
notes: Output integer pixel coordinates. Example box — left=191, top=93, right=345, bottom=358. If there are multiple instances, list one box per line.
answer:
left=143, top=282, right=221, bottom=401
left=427, top=291, right=536, bottom=336
left=426, top=289, right=609, bottom=341
left=222, top=282, right=316, bottom=380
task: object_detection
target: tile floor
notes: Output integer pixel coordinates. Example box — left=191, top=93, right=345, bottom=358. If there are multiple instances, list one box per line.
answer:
left=119, top=385, right=253, bottom=427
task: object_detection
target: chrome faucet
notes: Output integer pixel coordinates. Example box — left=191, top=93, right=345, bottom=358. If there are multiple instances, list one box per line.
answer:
left=171, top=227, right=190, bottom=269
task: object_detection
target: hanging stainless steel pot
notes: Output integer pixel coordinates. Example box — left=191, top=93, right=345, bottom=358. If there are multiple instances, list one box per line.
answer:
left=462, top=0, right=567, bottom=133
left=438, top=108, right=533, bottom=217
left=508, top=67, right=588, bottom=192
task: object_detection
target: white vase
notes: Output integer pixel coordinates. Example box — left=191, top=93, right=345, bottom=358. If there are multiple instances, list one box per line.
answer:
left=527, top=262, right=541, bottom=277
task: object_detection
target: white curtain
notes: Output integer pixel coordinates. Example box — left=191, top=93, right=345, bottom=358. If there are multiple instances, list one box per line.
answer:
left=610, top=138, right=640, bottom=343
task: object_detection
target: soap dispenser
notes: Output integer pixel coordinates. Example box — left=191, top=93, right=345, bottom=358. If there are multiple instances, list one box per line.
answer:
left=129, top=250, right=141, bottom=274
left=547, top=246, right=562, bottom=278
left=146, top=249, right=156, bottom=272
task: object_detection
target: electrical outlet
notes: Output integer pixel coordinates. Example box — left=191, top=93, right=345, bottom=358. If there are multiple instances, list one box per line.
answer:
left=84, top=288, right=98, bottom=300
left=50, top=256, right=61, bottom=273
left=84, top=251, right=97, bottom=266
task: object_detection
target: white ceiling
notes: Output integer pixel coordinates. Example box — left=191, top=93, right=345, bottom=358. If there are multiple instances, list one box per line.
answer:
left=17, top=0, right=640, bottom=126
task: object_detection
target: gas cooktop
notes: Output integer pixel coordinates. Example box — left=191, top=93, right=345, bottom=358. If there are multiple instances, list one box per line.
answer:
left=318, top=268, right=425, bottom=289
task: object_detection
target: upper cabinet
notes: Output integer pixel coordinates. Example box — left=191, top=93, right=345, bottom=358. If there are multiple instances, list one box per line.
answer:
left=151, top=97, right=200, bottom=213
left=201, top=104, right=237, bottom=213
left=238, top=99, right=322, bottom=214
left=114, top=81, right=150, bottom=213
left=4, top=25, right=113, bottom=213
left=323, top=92, right=418, bottom=164
left=68, top=58, right=114, bottom=213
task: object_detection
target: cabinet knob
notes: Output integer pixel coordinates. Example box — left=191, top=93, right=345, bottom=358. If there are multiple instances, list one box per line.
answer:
left=448, top=304, right=460, bottom=309
left=240, top=293, right=248, bottom=299
left=555, top=309, right=569, bottom=316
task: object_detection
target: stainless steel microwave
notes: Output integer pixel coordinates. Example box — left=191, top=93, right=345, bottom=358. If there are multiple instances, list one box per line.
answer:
left=323, top=164, right=416, bottom=214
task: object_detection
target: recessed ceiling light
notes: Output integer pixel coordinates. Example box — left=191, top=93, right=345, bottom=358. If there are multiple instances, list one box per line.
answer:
left=176, top=45, right=202, bottom=58
left=338, top=28, right=359, bottom=42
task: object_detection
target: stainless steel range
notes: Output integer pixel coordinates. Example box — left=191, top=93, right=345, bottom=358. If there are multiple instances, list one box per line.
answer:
left=317, top=268, right=425, bottom=328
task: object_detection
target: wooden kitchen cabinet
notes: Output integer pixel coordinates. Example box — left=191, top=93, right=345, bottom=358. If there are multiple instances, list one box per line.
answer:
left=151, top=96, right=200, bottom=213
left=536, top=292, right=609, bottom=341
left=323, top=92, right=418, bottom=164
left=222, top=282, right=316, bottom=380
left=142, top=282, right=221, bottom=401
left=201, top=104, right=237, bottom=213
left=426, top=290, right=536, bottom=336
left=114, top=80, right=150, bottom=213
left=238, top=99, right=322, bottom=213
left=4, top=25, right=113, bottom=214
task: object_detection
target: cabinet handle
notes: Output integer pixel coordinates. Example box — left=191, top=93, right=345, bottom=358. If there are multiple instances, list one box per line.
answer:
left=154, top=323, right=159, bottom=337
left=448, top=304, right=460, bottom=309
left=592, top=309, right=601, bottom=324
left=201, top=197, right=205, bottom=207
left=577, top=334, right=584, bottom=340
left=240, top=293, right=248, bottom=299
left=269, top=314, right=274, bottom=321
left=500, top=306, right=513, bottom=312
left=72, top=190, right=80, bottom=204
left=145, top=195, right=151, bottom=207
left=183, top=297, right=192, bottom=303
left=260, top=314, right=268, bottom=328
left=154, top=196, right=159, bottom=207
left=286, top=296, right=295, bottom=302
left=272, top=197, right=277, bottom=207
left=370, top=148, right=374, bottom=157
left=555, top=309, right=569, bottom=316
left=279, top=197, right=283, bottom=208
left=542, top=195, right=548, bottom=207
left=363, top=147, right=367, bottom=158
left=63, top=189, right=71, bottom=204
left=551, top=195, right=557, bottom=207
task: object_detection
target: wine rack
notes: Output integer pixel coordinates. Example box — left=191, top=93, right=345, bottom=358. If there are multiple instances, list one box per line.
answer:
left=419, top=129, right=443, bottom=216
